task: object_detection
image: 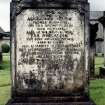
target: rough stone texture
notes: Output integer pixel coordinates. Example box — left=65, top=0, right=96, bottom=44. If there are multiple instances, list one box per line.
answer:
left=98, top=13, right=105, bottom=66
left=16, top=9, right=85, bottom=94
left=96, top=40, right=104, bottom=54
left=7, top=0, right=96, bottom=104
left=6, top=96, right=96, bottom=105
left=7, top=102, right=95, bottom=105
left=90, top=11, right=104, bottom=54
left=10, top=0, right=90, bottom=98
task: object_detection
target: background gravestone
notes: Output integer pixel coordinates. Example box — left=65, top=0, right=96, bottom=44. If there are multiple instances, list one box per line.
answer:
left=98, top=12, right=105, bottom=78
left=0, top=27, right=4, bottom=63
left=89, top=23, right=98, bottom=77
left=7, top=0, right=95, bottom=105
left=98, top=12, right=105, bottom=65
left=90, top=11, right=104, bottom=77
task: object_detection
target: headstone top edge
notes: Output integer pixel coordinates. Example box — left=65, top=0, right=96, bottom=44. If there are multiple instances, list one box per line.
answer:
left=12, top=0, right=88, bottom=3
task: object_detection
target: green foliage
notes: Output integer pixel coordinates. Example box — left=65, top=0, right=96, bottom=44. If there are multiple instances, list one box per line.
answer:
left=90, top=80, right=105, bottom=105
left=95, top=56, right=104, bottom=75
left=0, top=55, right=10, bottom=105
left=2, top=44, right=10, bottom=53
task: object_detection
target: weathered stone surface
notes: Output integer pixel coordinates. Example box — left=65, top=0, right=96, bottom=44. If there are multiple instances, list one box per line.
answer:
left=16, top=9, right=85, bottom=94
left=10, top=0, right=89, bottom=98
left=7, top=102, right=95, bottom=105
left=98, top=13, right=105, bottom=66
left=6, top=96, right=96, bottom=105
left=89, top=23, right=99, bottom=77
left=7, top=0, right=94, bottom=105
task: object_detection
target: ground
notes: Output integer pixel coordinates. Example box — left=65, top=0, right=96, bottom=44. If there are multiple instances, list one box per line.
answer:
left=0, top=54, right=10, bottom=105
left=90, top=79, right=105, bottom=105
left=0, top=54, right=105, bottom=105
left=95, top=55, right=104, bottom=76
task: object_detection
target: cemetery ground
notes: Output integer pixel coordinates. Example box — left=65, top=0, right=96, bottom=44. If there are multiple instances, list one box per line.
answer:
left=0, top=54, right=105, bottom=105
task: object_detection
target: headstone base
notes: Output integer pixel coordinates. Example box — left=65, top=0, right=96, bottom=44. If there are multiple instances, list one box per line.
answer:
left=6, top=96, right=96, bottom=105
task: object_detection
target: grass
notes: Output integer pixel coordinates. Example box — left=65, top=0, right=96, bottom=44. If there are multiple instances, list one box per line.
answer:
left=90, top=56, right=105, bottom=105
left=95, top=56, right=104, bottom=75
left=0, top=54, right=11, bottom=105
left=90, top=79, right=105, bottom=105
left=0, top=55, right=105, bottom=105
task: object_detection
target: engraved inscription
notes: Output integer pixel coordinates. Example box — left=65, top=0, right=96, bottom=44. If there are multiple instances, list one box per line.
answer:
left=16, top=9, right=84, bottom=92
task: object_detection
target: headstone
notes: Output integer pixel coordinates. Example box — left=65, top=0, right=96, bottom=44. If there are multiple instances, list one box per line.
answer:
left=95, top=38, right=104, bottom=55
left=0, top=46, right=2, bottom=63
left=0, top=27, right=4, bottom=63
left=7, top=0, right=95, bottom=105
left=0, top=38, right=2, bottom=63
left=90, top=11, right=104, bottom=56
left=89, top=23, right=98, bottom=77
left=98, top=12, right=105, bottom=78
left=98, top=12, right=105, bottom=66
